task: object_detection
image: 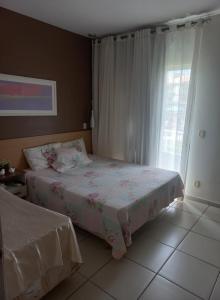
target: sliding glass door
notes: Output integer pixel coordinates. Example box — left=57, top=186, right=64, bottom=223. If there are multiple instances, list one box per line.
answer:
left=157, top=29, right=195, bottom=176
left=158, top=67, right=191, bottom=172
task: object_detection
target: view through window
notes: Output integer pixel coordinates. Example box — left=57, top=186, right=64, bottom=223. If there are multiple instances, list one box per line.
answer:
left=158, top=67, right=191, bottom=172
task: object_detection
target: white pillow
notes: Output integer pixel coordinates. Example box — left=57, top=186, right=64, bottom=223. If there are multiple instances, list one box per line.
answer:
left=23, top=142, right=61, bottom=170
left=62, top=138, right=91, bottom=164
left=52, top=147, right=91, bottom=173
left=62, top=138, right=87, bottom=155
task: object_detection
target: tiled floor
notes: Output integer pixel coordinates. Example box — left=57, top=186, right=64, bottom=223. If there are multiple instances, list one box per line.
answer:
left=43, top=199, right=220, bottom=300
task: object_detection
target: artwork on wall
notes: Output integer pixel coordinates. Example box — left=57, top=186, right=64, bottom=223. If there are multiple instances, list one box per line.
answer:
left=0, top=74, right=57, bottom=116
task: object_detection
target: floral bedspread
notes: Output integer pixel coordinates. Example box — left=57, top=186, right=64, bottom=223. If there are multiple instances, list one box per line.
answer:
left=26, top=155, right=184, bottom=259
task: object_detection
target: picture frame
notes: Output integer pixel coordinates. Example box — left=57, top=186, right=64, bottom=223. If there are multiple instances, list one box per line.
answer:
left=0, top=74, right=57, bottom=116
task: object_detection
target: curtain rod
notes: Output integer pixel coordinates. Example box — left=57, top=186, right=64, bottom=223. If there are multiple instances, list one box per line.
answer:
left=92, top=17, right=210, bottom=43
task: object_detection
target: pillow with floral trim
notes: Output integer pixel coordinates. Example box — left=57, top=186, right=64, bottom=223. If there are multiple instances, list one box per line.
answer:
left=41, top=143, right=61, bottom=166
left=23, top=142, right=61, bottom=170
left=52, top=147, right=91, bottom=173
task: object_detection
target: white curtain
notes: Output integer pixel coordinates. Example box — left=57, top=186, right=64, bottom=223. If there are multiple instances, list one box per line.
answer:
left=93, top=24, right=203, bottom=178
left=93, top=30, right=153, bottom=164
left=157, top=25, right=203, bottom=179
left=149, top=29, right=166, bottom=166
left=180, top=26, right=203, bottom=181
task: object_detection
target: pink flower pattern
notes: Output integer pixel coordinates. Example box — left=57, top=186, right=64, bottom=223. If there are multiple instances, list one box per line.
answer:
left=43, top=149, right=57, bottom=165
left=119, top=179, right=138, bottom=189
left=87, top=192, right=105, bottom=212
left=26, top=155, right=184, bottom=260
left=50, top=182, right=65, bottom=199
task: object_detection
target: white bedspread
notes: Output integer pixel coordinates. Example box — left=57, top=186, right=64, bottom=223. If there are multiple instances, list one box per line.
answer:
left=26, top=155, right=184, bottom=259
left=0, top=188, right=82, bottom=300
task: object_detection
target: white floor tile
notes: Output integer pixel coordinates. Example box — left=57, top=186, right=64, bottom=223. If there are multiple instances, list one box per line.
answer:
left=178, top=232, right=220, bottom=268
left=135, top=219, right=188, bottom=248
left=210, top=275, right=220, bottom=300
left=192, top=217, right=220, bottom=242
left=203, top=206, right=220, bottom=223
left=173, top=199, right=208, bottom=215
left=92, top=258, right=155, bottom=300
left=79, top=237, right=112, bottom=278
left=160, top=207, right=199, bottom=229
left=160, top=251, right=219, bottom=299
left=140, top=275, right=200, bottom=300
left=43, top=272, right=86, bottom=300
left=69, top=282, right=113, bottom=300
left=126, top=236, right=174, bottom=272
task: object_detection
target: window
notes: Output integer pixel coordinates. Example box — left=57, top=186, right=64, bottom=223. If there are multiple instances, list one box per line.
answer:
left=158, top=67, right=191, bottom=172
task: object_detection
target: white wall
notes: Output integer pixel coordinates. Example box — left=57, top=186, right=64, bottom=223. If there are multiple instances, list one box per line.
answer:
left=185, top=14, right=220, bottom=205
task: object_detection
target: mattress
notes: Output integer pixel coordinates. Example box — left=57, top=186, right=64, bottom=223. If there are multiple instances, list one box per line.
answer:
left=26, top=155, right=184, bottom=259
left=0, top=188, right=82, bottom=300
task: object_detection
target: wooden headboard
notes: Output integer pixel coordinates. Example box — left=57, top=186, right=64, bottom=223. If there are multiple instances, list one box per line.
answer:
left=0, top=130, right=92, bottom=170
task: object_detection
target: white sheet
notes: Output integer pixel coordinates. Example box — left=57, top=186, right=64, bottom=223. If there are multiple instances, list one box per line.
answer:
left=0, top=188, right=82, bottom=300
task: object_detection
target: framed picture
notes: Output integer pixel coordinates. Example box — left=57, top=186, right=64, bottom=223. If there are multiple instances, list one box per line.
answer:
left=0, top=74, right=57, bottom=116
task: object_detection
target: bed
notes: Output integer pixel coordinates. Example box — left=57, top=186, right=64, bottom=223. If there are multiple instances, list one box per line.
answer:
left=0, top=188, right=82, bottom=300
left=26, top=155, right=184, bottom=259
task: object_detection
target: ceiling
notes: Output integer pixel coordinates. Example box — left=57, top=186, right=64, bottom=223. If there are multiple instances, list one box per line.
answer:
left=1, top=0, right=220, bottom=37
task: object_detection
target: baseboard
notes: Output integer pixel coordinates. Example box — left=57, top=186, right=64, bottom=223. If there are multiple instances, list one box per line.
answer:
left=185, top=194, right=220, bottom=208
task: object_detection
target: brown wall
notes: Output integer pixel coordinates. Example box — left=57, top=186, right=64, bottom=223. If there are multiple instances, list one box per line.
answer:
left=0, top=8, right=92, bottom=140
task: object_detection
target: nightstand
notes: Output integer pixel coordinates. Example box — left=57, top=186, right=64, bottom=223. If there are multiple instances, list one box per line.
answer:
left=0, top=171, right=27, bottom=199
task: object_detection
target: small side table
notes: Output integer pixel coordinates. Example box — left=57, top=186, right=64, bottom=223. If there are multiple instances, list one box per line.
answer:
left=0, top=171, right=27, bottom=199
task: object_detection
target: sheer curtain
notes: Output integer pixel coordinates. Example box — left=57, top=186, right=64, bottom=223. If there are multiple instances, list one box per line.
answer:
left=157, top=25, right=203, bottom=179
left=149, top=29, right=166, bottom=166
left=93, top=24, right=203, bottom=179
left=92, top=30, right=153, bottom=164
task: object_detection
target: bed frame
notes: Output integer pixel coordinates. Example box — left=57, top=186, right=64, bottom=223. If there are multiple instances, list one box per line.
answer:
left=0, top=130, right=92, bottom=170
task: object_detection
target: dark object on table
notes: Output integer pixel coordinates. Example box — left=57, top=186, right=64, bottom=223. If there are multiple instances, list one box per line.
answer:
left=0, top=170, right=24, bottom=184
left=0, top=170, right=26, bottom=198
left=0, top=160, right=10, bottom=174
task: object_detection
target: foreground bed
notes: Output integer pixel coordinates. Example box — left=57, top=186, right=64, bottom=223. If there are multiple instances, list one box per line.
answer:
left=0, top=188, right=82, bottom=300
left=26, top=155, right=184, bottom=259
